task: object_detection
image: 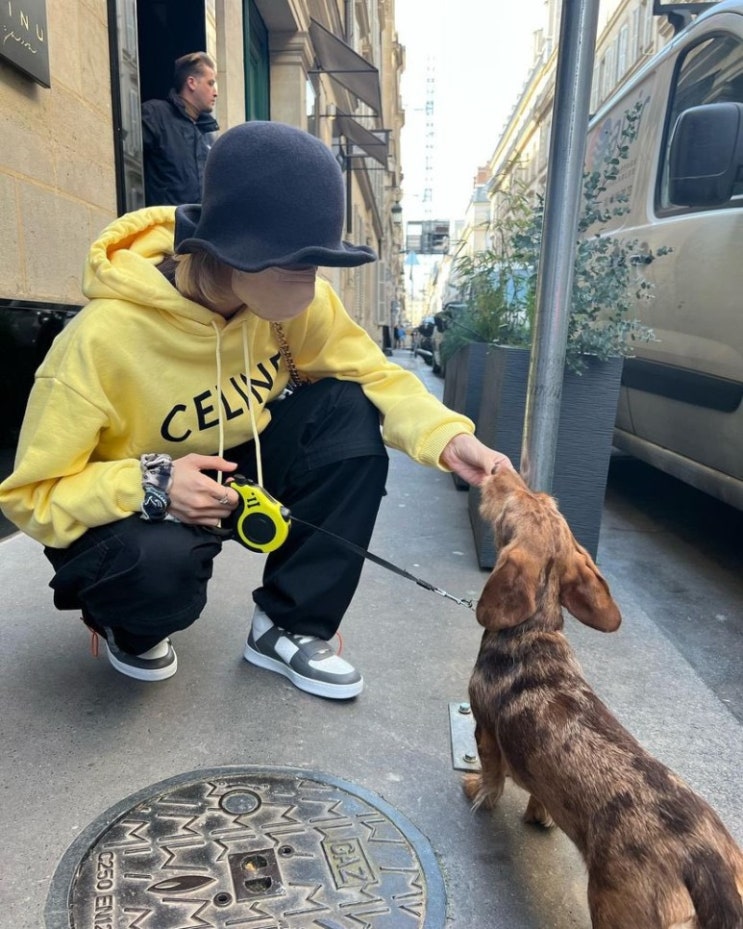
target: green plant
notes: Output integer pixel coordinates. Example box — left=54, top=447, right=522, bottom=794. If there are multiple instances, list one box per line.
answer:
left=443, top=101, right=670, bottom=373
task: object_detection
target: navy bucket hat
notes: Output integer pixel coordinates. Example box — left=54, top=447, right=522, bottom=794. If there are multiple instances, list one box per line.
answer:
left=174, top=121, right=377, bottom=271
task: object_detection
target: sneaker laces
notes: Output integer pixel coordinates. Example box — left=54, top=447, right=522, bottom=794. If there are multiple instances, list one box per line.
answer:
left=81, top=614, right=102, bottom=658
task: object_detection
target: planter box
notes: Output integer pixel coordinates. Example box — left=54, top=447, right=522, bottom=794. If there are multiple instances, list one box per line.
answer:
left=443, top=342, right=492, bottom=489
left=468, top=345, right=623, bottom=568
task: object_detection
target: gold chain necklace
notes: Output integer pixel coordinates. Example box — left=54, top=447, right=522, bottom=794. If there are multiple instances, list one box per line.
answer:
left=270, top=322, right=308, bottom=388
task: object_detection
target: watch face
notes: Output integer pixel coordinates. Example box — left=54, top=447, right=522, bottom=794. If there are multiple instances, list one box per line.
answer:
left=144, top=489, right=168, bottom=518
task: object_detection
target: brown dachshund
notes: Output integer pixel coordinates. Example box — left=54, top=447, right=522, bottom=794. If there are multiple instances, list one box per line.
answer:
left=464, top=467, right=743, bottom=929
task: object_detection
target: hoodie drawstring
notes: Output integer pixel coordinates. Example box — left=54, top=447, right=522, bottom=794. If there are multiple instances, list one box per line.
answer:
left=210, top=319, right=263, bottom=487
left=210, top=320, right=226, bottom=475
left=242, top=322, right=264, bottom=487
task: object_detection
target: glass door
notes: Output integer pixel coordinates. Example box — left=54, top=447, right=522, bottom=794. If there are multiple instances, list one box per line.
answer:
left=107, top=0, right=145, bottom=213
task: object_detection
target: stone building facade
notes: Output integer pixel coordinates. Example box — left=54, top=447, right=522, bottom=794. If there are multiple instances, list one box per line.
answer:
left=466, top=0, right=678, bottom=234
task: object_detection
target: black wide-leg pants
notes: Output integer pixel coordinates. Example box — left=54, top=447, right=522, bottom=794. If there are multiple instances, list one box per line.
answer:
left=45, top=380, right=389, bottom=652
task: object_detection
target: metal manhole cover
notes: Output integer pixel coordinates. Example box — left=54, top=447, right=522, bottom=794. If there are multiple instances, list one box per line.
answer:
left=45, top=765, right=446, bottom=929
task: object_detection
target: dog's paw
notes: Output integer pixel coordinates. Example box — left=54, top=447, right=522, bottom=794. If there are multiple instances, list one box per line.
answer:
left=462, top=773, right=502, bottom=810
left=523, top=793, right=555, bottom=828
left=462, top=772, right=483, bottom=804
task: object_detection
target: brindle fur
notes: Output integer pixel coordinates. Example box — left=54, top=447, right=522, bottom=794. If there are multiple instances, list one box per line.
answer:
left=464, top=467, right=743, bottom=929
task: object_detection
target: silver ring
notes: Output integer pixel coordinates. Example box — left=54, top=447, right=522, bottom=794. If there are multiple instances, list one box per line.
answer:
left=219, top=493, right=229, bottom=506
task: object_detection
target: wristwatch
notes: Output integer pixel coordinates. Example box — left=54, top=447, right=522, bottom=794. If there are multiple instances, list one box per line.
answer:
left=141, top=485, right=170, bottom=522
left=140, top=453, right=174, bottom=522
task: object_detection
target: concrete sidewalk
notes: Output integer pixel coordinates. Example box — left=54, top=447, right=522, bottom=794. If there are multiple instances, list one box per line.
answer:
left=2, top=352, right=741, bottom=929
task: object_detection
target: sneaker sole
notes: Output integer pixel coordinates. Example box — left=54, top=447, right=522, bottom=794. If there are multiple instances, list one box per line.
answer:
left=243, top=642, right=363, bottom=700
left=106, top=644, right=178, bottom=682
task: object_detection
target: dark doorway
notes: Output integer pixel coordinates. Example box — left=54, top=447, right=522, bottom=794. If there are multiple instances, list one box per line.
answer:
left=137, top=0, right=207, bottom=103
left=107, top=0, right=208, bottom=213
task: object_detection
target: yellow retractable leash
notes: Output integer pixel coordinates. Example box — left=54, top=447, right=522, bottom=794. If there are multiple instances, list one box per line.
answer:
left=228, top=475, right=291, bottom=554
left=223, top=474, right=474, bottom=610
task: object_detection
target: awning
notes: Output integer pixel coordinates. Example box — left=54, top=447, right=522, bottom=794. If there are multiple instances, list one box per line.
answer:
left=309, top=18, right=382, bottom=115
left=334, top=115, right=389, bottom=167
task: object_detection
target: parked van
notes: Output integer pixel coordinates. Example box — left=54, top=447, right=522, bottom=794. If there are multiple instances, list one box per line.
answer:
left=586, top=0, right=743, bottom=509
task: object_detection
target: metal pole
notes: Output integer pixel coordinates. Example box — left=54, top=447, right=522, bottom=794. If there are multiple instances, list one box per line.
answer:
left=521, top=0, right=601, bottom=491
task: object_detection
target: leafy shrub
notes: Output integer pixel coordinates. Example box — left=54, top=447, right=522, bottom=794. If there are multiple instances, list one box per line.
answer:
left=442, top=101, right=670, bottom=373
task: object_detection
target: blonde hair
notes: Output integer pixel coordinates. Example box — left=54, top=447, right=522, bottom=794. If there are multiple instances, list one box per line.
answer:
left=173, top=251, right=234, bottom=308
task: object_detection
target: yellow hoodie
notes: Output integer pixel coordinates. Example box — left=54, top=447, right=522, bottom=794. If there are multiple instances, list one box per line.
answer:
left=0, top=207, right=474, bottom=548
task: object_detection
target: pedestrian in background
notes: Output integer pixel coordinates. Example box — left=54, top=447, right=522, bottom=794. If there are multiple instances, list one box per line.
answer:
left=0, top=121, right=512, bottom=701
left=142, top=51, right=219, bottom=206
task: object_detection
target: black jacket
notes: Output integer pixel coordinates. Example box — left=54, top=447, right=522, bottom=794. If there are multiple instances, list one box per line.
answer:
left=141, top=90, right=219, bottom=206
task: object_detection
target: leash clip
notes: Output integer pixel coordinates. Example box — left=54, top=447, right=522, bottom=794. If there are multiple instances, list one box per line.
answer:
left=416, top=578, right=475, bottom=610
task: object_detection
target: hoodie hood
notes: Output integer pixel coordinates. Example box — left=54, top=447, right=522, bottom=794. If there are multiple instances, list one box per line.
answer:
left=82, top=206, right=211, bottom=322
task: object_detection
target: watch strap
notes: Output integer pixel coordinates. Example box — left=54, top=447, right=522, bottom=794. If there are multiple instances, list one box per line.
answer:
left=140, top=453, right=173, bottom=521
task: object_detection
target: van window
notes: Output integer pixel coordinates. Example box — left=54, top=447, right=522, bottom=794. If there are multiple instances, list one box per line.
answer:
left=658, top=33, right=743, bottom=209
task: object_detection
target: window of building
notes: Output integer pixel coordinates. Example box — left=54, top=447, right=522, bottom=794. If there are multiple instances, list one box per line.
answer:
left=631, top=7, right=640, bottom=58
left=617, top=24, right=629, bottom=78
left=538, top=117, right=551, bottom=165
left=597, top=54, right=607, bottom=106
left=602, top=43, right=617, bottom=99
left=590, top=61, right=600, bottom=112
left=641, top=0, right=654, bottom=53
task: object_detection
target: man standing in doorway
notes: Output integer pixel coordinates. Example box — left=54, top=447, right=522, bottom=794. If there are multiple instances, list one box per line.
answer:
left=142, top=52, right=219, bottom=206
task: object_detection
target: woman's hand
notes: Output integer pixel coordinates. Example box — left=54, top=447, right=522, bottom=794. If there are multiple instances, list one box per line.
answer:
left=168, top=453, right=239, bottom=525
left=440, top=433, right=514, bottom=487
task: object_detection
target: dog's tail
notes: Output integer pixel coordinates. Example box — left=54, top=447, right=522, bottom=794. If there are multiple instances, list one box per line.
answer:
left=683, top=848, right=743, bottom=929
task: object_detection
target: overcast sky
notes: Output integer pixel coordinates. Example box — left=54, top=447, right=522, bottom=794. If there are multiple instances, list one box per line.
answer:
left=395, top=0, right=547, bottom=221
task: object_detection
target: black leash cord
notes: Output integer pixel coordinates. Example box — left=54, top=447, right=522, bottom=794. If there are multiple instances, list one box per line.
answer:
left=289, top=515, right=475, bottom=610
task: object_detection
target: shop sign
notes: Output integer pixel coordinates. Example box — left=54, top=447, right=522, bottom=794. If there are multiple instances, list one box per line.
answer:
left=1, top=0, right=50, bottom=87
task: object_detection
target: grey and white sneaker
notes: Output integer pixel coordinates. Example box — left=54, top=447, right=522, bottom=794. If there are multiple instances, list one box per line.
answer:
left=104, top=630, right=178, bottom=682
left=244, top=608, right=363, bottom=699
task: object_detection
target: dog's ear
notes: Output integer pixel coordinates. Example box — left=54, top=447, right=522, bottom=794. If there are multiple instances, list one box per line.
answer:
left=559, top=542, right=621, bottom=632
left=476, top=546, right=538, bottom=630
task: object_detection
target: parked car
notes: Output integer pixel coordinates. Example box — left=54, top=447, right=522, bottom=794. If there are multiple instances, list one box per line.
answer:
left=430, top=262, right=532, bottom=378
left=414, top=316, right=436, bottom=365
left=431, top=302, right=467, bottom=376
left=585, top=0, right=743, bottom=510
